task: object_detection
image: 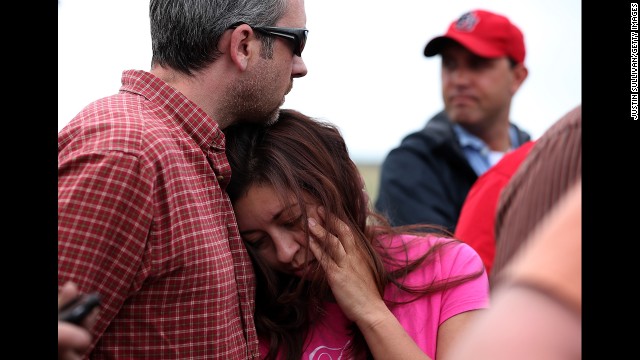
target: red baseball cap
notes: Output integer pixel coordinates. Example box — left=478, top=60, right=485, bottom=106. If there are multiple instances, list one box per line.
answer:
left=423, top=9, right=526, bottom=64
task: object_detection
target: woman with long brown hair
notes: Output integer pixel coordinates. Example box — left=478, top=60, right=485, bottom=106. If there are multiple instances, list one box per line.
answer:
left=224, top=109, right=489, bottom=360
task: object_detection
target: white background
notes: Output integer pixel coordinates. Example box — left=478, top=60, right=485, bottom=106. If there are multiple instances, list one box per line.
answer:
left=58, top=0, right=581, bottom=163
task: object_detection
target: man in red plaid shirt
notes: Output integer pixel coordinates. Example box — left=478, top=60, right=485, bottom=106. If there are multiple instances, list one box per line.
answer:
left=58, top=0, right=308, bottom=358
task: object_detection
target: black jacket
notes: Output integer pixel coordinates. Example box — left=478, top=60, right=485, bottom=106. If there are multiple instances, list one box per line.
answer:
left=374, top=111, right=531, bottom=232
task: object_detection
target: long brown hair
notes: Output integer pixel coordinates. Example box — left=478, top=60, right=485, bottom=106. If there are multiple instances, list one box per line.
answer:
left=224, top=109, right=483, bottom=360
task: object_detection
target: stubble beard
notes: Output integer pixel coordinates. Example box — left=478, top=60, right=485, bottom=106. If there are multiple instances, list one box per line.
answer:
left=447, top=104, right=479, bottom=126
left=227, top=62, right=291, bottom=126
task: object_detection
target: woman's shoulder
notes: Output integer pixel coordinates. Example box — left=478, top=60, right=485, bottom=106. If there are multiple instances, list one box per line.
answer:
left=385, top=233, right=462, bottom=250
left=383, top=233, right=482, bottom=269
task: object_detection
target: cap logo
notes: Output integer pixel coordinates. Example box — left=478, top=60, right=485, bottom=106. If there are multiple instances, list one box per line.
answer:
left=454, top=12, right=478, bottom=32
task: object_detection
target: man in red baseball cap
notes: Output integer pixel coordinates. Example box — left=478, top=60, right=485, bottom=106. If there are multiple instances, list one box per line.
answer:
left=423, top=9, right=526, bottom=63
left=376, top=9, right=531, bottom=233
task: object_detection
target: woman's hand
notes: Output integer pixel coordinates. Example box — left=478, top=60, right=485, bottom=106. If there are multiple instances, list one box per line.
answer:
left=306, top=213, right=433, bottom=360
left=306, top=214, right=388, bottom=325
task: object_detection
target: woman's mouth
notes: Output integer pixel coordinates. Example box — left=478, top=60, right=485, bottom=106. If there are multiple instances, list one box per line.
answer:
left=293, top=260, right=319, bottom=278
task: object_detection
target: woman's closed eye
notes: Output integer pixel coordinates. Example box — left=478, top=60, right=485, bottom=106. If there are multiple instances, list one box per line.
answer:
left=241, top=214, right=304, bottom=249
left=283, top=215, right=304, bottom=229
left=244, top=235, right=269, bottom=249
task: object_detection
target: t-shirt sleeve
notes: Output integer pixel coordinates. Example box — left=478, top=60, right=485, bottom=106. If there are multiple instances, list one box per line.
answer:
left=437, top=240, right=490, bottom=324
left=454, top=172, right=506, bottom=273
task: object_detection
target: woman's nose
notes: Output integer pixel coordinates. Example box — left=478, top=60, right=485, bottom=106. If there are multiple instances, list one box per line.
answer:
left=273, top=233, right=301, bottom=264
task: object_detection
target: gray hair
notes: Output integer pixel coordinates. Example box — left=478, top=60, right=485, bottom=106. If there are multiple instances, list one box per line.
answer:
left=150, top=0, right=288, bottom=75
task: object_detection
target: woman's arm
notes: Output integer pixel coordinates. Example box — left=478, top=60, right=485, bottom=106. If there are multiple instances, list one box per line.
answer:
left=306, top=216, right=429, bottom=359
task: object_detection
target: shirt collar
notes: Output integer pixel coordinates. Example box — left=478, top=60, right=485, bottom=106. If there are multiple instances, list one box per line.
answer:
left=120, top=70, right=225, bottom=154
left=453, top=124, right=487, bottom=151
left=453, top=123, right=522, bottom=151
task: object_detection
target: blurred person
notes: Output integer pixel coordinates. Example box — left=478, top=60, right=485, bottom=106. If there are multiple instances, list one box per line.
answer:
left=448, top=180, right=581, bottom=360
left=58, top=282, right=98, bottom=360
left=223, top=109, right=489, bottom=360
left=453, top=105, right=580, bottom=282
left=492, top=105, right=581, bottom=284
left=453, top=140, right=534, bottom=274
left=58, top=0, right=308, bottom=358
left=376, top=9, right=531, bottom=231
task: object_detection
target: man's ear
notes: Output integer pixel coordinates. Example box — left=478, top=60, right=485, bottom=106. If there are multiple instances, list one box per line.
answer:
left=510, top=63, right=529, bottom=94
left=227, top=24, right=254, bottom=71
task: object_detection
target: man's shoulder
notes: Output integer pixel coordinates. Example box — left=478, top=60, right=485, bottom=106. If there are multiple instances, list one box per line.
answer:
left=399, top=111, right=455, bottom=149
left=508, top=122, right=532, bottom=143
left=59, top=95, right=176, bottom=158
left=69, top=96, right=159, bottom=135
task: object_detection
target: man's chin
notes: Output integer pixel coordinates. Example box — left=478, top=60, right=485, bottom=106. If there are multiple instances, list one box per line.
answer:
left=265, top=109, right=280, bottom=126
left=447, top=107, right=476, bottom=124
left=244, top=105, right=281, bottom=126
left=264, top=97, right=287, bottom=125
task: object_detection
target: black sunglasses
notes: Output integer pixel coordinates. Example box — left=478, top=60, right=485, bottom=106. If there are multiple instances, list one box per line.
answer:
left=229, top=22, right=308, bottom=57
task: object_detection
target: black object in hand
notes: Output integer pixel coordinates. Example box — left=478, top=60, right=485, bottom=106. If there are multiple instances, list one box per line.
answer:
left=58, top=292, right=101, bottom=325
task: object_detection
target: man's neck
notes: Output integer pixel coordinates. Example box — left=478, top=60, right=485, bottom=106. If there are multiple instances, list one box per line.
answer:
left=462, top=123, right=512, bottom=152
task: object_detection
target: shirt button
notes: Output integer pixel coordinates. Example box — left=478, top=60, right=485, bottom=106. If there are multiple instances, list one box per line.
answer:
left=217, top=175, right=224, bottom=181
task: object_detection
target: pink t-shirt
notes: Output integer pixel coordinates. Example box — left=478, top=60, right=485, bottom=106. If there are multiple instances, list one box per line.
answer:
left=259, top=234, right=490, bottom=359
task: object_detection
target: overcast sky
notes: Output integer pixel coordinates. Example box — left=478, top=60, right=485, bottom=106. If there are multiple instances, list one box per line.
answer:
left=58, top=0, right=581, bottom=163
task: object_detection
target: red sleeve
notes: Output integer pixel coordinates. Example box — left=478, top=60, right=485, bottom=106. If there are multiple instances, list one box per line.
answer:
left=455, top=141, right=535, bottom=274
